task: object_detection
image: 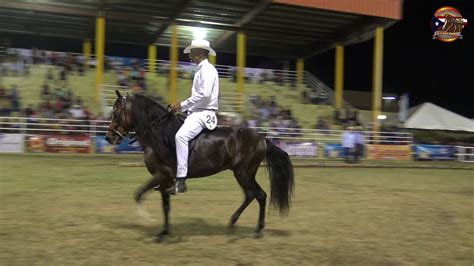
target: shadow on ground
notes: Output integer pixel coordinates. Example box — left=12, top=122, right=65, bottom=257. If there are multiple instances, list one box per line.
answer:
left=113, top=217, right=291, bottom=243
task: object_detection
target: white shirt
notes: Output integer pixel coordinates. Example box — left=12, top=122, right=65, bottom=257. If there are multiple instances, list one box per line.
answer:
left=180, top=59, right=219, bottom=112
left=341, top=131, right=356, bottom=148
left=355, top=132, right=365, bottom=145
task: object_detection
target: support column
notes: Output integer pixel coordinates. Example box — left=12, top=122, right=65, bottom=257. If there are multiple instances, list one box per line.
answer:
left=296, top=58, right=304, bottom=88
left=209, top=54, right=216, bottom=65
left=372, top=26, right=384, bottom=135
left=334, top=44, right=344, bottom=110
left=237, top=31, right=246, bottom=112
left=170, top=23, right=178, bottom=103
left=148, top=44, right=157, bottom=73
left=83, top=39, right=91, bottom=69
left=94, top=14, right=105, bottom=104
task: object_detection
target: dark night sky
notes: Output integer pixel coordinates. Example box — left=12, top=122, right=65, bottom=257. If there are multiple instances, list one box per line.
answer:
left=4, top=0, right=473, bottom=117
left=307, top=0, right=474, bottom=118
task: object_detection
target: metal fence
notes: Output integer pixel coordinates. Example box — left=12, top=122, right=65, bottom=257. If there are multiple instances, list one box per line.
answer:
left=1, top=116, right=413, bottom=145
left=455, top=146, right=474, bottom=163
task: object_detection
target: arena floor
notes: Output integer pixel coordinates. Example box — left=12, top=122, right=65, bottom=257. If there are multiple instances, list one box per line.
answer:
left=0, top=154, right=473, bottom=265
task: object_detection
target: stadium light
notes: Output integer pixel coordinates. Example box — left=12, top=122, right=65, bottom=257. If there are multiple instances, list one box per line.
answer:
left=382, top=96, right=396, bottom=100
left=193, top=27, right=207, bottom=40
left=377, top=115, right=387, bottom=120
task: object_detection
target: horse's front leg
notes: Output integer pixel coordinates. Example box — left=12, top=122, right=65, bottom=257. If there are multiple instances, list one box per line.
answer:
left=155, top=190, right=171, bottom=243
left=134, top=176, right=159, bottom=203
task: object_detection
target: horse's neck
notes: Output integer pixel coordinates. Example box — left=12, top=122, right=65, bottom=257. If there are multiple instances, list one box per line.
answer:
left=134, top=115, right=178, bottom=156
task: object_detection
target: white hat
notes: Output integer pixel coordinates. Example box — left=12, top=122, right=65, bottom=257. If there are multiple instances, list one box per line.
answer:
left=183, top=39, right=216, bottom=56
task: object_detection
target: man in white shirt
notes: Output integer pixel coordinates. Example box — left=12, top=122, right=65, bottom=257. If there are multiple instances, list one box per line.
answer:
left=168, top=39, right=219, bottom=194
left=341, top=126, right=356, bottom=163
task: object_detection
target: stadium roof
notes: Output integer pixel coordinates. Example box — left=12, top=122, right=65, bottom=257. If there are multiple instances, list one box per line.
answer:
left=0, top=0, right=403, bottom=58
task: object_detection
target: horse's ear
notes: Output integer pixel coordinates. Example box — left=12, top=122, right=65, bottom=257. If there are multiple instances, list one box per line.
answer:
left=116, top=90, right=122, bottom=98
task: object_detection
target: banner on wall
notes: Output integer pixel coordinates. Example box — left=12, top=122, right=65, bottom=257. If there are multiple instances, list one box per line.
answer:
left=367, top=145, right=411, bottom=160
left=413, top=144, right=455, bottom=160
left=324, top=143, right=345, bottom=158
left=274, top=141, right=318, bottom=157
left=26, top=135, right=91, bottom=153
left=0, top=134, right=25, bottom=153
left=95, top=136, right=117, bottom=153
left=95, top=136, right=143, bottom=154
left=116, top=137, right=143, bottom=153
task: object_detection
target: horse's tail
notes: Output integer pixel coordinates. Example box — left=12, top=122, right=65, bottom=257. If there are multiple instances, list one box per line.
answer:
left=265, top=139, right=294, bottom=216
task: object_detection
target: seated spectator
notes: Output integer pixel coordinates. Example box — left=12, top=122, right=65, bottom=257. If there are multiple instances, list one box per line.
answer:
left=246, top=116, right=258, bottom=128
left=9, top=85, right=21, bottom=112
left=41, top=84, right=51, bottom=100
left=0, top=86, right=12, bottom=116
left=59, top=66, right=67, bottom=84
left=316, top=117, right=327, bottom=133
left=301, top=90, right=309, bottom=104
left=69, top=104, right=86, bottom=119
left=117, top=70, right=128, bottom=87
left=24, top=104, right=35, bottom=117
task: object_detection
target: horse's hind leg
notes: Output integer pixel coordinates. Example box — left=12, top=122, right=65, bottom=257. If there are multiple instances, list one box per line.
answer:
left=228, top=168, right=256, bottom=231
left=155, top=190, right=170, bottom=243
left=254, top=183, right=267, bottom=236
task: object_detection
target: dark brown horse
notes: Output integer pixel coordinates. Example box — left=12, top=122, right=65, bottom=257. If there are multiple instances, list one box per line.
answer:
left=105, top=91, right=294, bottom=241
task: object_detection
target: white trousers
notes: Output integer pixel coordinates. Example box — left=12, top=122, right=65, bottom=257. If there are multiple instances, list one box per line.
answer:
left=175, top=110, right=213, bottom=178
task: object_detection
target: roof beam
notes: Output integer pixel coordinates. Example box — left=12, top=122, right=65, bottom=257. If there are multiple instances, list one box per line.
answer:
left=0, top=1, right=96, bottom=17
left=214, top=0, right=271, bottom=48
left=303, top=17, right=395, bottom=58
left=0, top=1, right=240, bottom=32
left=154, top=0, right=194, bottom=43
left=0, top=1, right=169, bottom=22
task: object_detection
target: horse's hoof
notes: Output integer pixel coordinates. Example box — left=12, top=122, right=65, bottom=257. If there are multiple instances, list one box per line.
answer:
left=254, top=228, right=264, bottom=239
left=226, top=223, right=236, bottom=234
left=154, top=236, right=163, bottom=243
left=253, top=231, right=263, bottom=239
left=154, top=230, right=168, bottom=243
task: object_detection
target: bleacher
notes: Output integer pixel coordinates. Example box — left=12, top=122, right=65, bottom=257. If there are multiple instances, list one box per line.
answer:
left=2, top=55, right=344, bottom=131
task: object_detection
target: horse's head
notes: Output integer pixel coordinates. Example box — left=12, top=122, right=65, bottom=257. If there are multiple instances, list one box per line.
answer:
left=105, top=90, right=134, bottom=145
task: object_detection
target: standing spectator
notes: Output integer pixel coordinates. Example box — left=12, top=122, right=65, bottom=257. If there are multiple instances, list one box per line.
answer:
left=9, top=85, right=21, bottom=112
left=354, top=126, right=365, bottom=163
left=46, top=68, right=54, bottom=81
left=59, top=66, right=67, bottom=86
left=341, top=126, right=356, bottom=163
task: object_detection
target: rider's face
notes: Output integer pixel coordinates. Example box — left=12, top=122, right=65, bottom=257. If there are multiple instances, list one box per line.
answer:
left=189, top=49, right=203, bottom=64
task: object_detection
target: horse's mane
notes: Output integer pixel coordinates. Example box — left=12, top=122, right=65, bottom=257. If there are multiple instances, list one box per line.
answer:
left=131, top=94, right=181, bottom=149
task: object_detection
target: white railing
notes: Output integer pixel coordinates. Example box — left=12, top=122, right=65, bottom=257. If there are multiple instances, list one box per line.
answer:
left=0, top=116, right=109, bottom=136
left=1, top=116, right=413, bottom=145
left=455, top=146, right=474, bottom=162
left=249, top=126, right=413, bottom=145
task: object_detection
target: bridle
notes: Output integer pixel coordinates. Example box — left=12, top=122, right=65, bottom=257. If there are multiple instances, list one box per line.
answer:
left=109, top=97, right=175, bottom=141
left=111, top=96, right=130, bottom=141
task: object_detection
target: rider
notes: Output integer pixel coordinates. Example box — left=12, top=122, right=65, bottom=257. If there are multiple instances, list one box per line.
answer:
left=168, top=39, right=219, bottom=194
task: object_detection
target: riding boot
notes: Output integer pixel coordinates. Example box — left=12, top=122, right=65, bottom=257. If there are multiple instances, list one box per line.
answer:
left=166, top=178, right=187, bottom=195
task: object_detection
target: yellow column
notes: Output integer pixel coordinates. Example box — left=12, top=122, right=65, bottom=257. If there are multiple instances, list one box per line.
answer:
left=372, top=26, right=384, bottom=135
left=148, top=44, right=157, bottom=73
left=296, top=58, right=304, bottom=88
left=94, top=15, right=105, bottom=104
left=334, top=44, right=344, bottom=110
left=209, top=55, right=216, bottom=65
left=237, top=31, right=246, bottom=112
left=170, top=23, right=178, bottom=103
left=83, top=39, right=92, bottom=69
